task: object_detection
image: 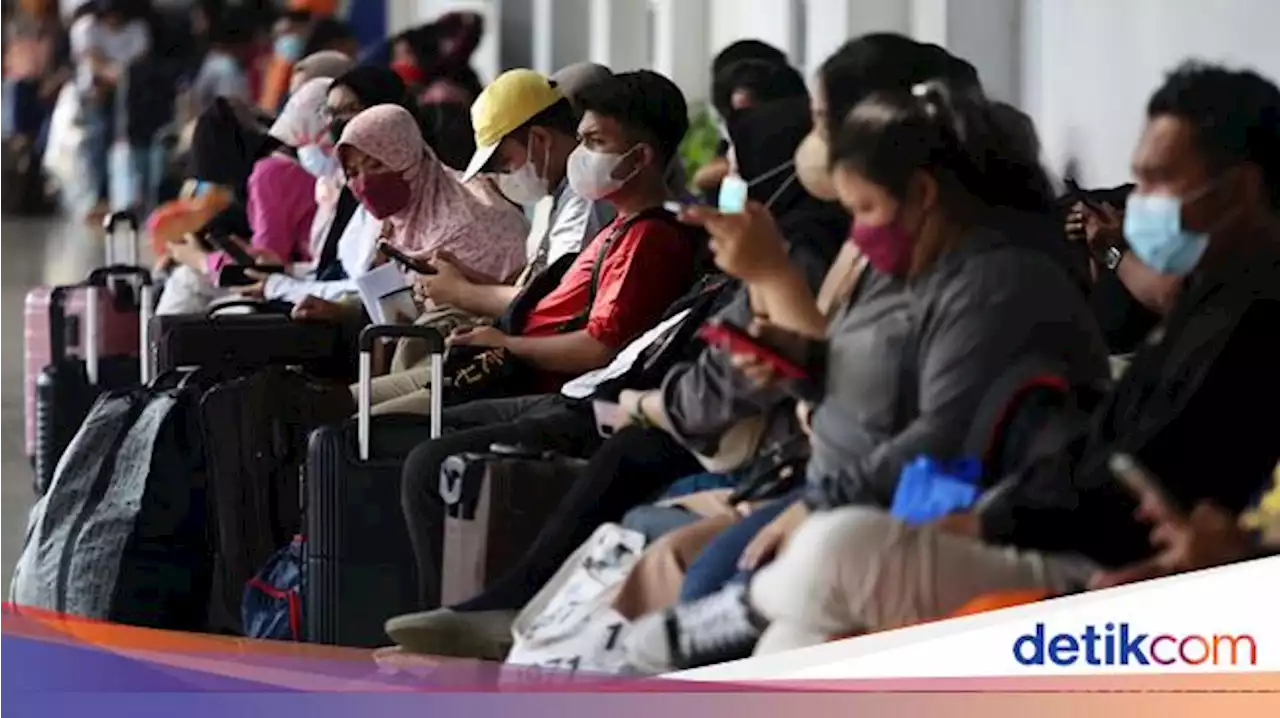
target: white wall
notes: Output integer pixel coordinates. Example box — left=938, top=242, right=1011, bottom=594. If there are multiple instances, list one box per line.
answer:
left=1022, top=0, right=1280, bottom=187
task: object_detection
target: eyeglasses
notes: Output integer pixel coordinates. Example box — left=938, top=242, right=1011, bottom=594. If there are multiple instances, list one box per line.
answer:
left=321, top=105, right=362, bottom=122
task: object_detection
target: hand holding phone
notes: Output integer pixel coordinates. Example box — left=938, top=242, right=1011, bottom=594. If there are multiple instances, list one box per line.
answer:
left=698, top=319, right=809, bottom=380
left=378, top=241, right=437, bottom=275
left=1109, top=453, right=1184, bottom=519
left=592, top=400, right=625, bottom=438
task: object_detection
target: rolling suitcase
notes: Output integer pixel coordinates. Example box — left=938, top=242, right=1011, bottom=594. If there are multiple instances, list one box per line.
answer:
left=150, top=300, right=352, bottom=380
left=28, top=216, right=155, bottom=495
left=438, top=448, right=589, bottom=606
left=303, top=325, right=445, bottom=648
left=198, top=366, right=356, bottom=634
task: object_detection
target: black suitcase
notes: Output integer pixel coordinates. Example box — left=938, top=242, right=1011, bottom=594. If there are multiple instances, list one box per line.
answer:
left=438, top=449, right=589, bottom=606
left=32, top=267, right=155, bottom=496
left=303, top=325, right=445, bottom=648
left=198, top=366, right=356, bottom=634
left=149, top=300, right=351, bottom=380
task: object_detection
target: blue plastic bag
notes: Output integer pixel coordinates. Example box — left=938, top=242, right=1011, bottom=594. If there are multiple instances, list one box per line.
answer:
left=242, top=535, right=304, bottom=641
left=890, top=457, right=982, bottom=525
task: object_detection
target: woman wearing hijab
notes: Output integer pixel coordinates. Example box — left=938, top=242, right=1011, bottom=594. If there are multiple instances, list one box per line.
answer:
left=231, top=76, right=385, bottom=305
left=289, top=49, right=353, bottom=94
left=335, top=104, right=527, bottom=279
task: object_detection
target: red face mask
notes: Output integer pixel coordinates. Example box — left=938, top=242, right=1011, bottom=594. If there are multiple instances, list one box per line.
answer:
left=391, top=60, right=428, bottom=87
left=350, top=170, right=412, bottom=220
left=849, top=219, right=916, bottom=276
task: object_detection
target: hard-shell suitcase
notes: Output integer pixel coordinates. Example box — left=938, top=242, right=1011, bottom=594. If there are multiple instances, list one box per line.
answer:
left=303, top=325, right=445, bottom=648
left=149, top=300, right=351, bottom=380
left=438, top=449, right=589, bottom=606
left=198, top=366, right=355, bottom=634
left=26, top=212, right=154, bottom=496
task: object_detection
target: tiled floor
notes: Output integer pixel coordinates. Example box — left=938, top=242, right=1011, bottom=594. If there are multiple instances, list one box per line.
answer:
left=2, top=215, right=104, bottom=582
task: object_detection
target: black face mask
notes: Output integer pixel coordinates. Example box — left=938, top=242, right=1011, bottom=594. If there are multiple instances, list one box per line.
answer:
left=328, top=119, right=348, bottom=145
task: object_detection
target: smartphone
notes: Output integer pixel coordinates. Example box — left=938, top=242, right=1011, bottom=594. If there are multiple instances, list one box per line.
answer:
left=718, top=174, right=749, bottom=214
left=217, top=264, right=285, bottom=288
left=378, top=241, right=437, bottom=275
left=592, top=400, right=624, bottom=438
left=697, top=319, right=809, bottom=380
left=205, top=232, right=258, bottom=267
left=1108, top=453, right=1184, bottom=516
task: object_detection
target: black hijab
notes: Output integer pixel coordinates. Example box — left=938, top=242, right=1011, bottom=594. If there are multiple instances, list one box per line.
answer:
left=330, top=65, right=410, bottom=109
left=190, top=97, right=279, bottom=200
left=726, top=96, right=849, bottom=282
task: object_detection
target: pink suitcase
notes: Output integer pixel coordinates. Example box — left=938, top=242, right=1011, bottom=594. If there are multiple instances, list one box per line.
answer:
left=22, top=212, right=151, bottom=460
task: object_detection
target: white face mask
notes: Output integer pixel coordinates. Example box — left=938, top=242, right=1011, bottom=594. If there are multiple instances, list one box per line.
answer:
left=567, top=145, right=641, bottom=201
left=298, top=144, right=338, bottom=179
left=497, top=136, right=550, bottom=206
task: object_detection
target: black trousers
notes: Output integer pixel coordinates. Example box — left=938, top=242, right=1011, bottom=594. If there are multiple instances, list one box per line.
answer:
left=400, top=403, right=703, bottom=611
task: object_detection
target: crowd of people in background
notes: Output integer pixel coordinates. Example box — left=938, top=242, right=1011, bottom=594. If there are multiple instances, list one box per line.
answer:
left=5, top=0, right=1279, bottom=677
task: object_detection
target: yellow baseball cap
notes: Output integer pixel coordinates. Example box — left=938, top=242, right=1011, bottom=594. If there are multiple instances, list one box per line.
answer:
left=463, top=69, right=565, bottom=182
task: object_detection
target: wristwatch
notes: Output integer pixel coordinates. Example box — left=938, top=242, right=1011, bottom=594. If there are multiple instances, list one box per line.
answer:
left=1097, top=236, right=1128, bottom=271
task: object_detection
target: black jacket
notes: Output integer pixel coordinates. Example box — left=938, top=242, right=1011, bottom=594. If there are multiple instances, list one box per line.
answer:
left=981, top=241, right=1280, bottom=567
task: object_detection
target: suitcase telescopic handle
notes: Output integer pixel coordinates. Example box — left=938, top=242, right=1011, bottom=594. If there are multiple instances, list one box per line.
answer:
left=356, top=325, right=446, bottom=460
left=86, top=265, right=153, bottom=287
left=101, top=210, right=140, bottom=267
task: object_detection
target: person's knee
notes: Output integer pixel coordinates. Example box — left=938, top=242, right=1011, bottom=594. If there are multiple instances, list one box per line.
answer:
left=750, top=506, right=899, bottom=630
left=401, top=440, right=445, bottom=518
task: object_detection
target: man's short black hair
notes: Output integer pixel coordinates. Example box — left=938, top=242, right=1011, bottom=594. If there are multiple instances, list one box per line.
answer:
left=712, top=39, right=789, bottom=77
left=512, top=96, right=580, bottom=139
left=712, top=58, right=807, bottom=117
left=576, top=70, right=689, bottom=166
left=1147, top=61, right=1280, bottom=209
left=819, top=33, right=984, bottom=130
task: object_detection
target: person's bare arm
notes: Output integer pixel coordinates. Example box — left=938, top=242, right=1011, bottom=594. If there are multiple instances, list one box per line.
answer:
left=501, top=330, right=614, bottom=374
left=450, top=281, right=522, bottom=319
left=748, top=266, right=828, bottom=339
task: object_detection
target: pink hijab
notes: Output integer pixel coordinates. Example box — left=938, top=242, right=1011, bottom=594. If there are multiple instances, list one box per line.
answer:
left=336, top=104, right=529, bottom=282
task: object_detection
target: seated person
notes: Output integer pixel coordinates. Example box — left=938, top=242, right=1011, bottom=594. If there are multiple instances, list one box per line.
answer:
left=421, top=68, right=616, bottom=319
left=233, top=78, right=382, bottom=304
left=623, top=78, right=1112, bottom=672
left=336, top=103, right=529, bottom=282
left=352, top=71, right=695, bottom=416
left=725, top=61, right=1280, bottom=661
left=385, top=94, right=851, bottom=659
left=158, top=81, right=325, bottom=313
left=693, top=40, right=792, bottom=196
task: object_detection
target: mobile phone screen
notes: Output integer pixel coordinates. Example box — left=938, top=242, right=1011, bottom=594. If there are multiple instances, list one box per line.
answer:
left=697, top=320, right=809, bottom=379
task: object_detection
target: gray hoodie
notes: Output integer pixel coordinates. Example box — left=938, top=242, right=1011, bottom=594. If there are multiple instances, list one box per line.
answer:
left=804, top=228, right=1110, bottom=510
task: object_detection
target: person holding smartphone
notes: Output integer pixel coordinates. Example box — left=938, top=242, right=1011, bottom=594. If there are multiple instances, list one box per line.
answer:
left=625, top=68, right=1111, bottom=671
left=716, top=62, right=1280, bottom=662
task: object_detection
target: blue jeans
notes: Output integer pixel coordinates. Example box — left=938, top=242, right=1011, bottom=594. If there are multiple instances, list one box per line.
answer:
left=622, top=471, right=740, bottom=542
left=678, top=490, right=802, bottom=602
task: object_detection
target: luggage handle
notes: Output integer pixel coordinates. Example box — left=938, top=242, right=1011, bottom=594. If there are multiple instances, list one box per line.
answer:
left=81, top=280, right=155, bottom=386
left=357, top=325, right=446, bottom=460
left=101, top=210, right=140, bottom=267
left=86, top=265, right=152, bottom=287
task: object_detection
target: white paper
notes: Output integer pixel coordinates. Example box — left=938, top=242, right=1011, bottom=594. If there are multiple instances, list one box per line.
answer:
left=560, top=309, right=692, bottom=400
left=355, top=262, right=416, bottom=324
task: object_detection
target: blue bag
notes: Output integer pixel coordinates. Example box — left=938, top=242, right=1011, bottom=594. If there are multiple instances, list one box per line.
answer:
left=242, top=535, right=304, bottom=641
left=890, top=457, right=982, bottom=525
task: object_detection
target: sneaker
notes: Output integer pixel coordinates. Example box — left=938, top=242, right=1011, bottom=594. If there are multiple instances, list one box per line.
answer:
left=623, top=583, right=765, bottom=674
left=385, top=608, right=517, bottom=660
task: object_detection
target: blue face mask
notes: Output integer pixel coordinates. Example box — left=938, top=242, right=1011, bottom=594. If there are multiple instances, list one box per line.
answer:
left=275, top=34, right=305, bottom=62
left=1123, top=184, right=1218, bottom=275
left=298, top=144, right=338, bottom=179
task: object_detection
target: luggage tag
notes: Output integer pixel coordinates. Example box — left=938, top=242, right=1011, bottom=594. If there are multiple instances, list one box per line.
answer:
left=889, top=456, right=982, bottom=525
left=718, top=174, right=749, bottom=214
